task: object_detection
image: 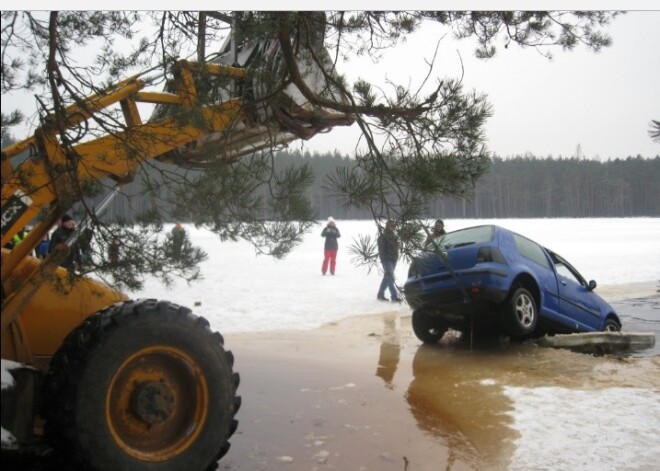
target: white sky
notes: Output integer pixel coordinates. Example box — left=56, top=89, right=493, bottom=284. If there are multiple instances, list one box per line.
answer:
left=3, top=6, right=659, bottom=159
left=304, top=10, right=660, bottom=159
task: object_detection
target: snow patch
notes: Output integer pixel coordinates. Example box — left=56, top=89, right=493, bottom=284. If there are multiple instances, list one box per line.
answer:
left=1, top=427, right=18, bottom=450
left=1, top=358, right=22, bottom=390
left=505, top=386, right=660, bottom=470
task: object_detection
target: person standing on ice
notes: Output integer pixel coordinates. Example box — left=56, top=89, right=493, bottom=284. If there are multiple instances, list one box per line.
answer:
left=171, top=223, right=186, bottom=259
left=377, top=219, right=402, bottom=302
left=424, top=218, right=446, bottom=248
left=321, top=217, right=341, bottom=275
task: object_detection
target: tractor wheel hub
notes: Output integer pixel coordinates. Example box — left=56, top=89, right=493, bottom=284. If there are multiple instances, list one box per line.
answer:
left=132, top=381, right=175, bottom=425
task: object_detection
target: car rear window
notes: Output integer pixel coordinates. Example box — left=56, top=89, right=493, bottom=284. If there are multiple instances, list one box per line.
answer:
left=438, top=225, right=494, bottom=249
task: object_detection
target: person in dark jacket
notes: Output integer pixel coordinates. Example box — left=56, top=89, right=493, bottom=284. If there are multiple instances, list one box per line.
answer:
left=424, top=219, right=446, bottom=248
left=77, top=227, right=94, bottom=268
left=321, top=217, right=341, bottom=275
left=377, top=219, right=402, bottom=302
left=171, top=223, right=186, bottom=259
left=48, top=214, right=81, bottom=271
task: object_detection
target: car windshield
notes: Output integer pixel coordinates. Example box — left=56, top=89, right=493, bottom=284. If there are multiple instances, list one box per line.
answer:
left=438, top=225, right=494, bottom=249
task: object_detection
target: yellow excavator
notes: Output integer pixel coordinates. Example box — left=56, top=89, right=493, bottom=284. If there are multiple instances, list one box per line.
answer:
left=1, top=31, right=354, bottom=470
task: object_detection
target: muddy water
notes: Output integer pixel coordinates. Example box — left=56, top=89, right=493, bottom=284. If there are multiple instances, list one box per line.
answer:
left=220, top=299, right=659, bottom=471
left=388, top=294, right=660, bottom=470
left=4, top=296, right=658, bottom=470
left=401, top=341, right=659, bottom=470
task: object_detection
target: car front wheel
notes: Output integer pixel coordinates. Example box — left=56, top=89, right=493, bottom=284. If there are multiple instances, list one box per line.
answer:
left=603, top=318, right=621, bottom=332
left=503, top=287, right=538, bottom=336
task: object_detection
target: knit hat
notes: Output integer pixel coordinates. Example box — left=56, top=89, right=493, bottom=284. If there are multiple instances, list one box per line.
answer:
left=61, top=214, right=72, bottom=223
left=327, top=217, right=335, bottom=224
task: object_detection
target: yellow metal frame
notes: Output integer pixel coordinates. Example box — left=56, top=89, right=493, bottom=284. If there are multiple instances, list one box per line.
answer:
left=1, top=60, right=247, bottom=366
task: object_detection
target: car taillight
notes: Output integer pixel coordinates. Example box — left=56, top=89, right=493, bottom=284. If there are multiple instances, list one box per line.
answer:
left=477, top=247, right=506, bottom=264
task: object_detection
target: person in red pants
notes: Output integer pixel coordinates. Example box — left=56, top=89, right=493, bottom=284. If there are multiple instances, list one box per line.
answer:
left=321, top=217, right=341, bottom=275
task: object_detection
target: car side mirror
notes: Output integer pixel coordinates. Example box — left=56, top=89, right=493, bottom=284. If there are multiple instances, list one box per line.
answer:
left=588, top=280, right=597, bottom=291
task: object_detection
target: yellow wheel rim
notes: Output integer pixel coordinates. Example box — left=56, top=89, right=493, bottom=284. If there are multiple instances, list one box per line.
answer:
left=106, top=345, right=209, bottom=461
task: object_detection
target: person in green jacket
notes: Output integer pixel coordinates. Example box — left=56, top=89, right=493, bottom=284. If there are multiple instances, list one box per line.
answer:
left=11, top=227, right=28, bottom=247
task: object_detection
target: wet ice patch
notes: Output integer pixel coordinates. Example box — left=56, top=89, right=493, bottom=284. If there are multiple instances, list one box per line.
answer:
left=1, top=360, right=23, bottom=450
left=505, top=386, right=660, bottom=471
left=313, top=450, right=331, bottom=463
left=329, top=383, right=357, bottom=390
left=1, top=427, right=18, bottom=450
left=1, top=359, right=22, bottom=390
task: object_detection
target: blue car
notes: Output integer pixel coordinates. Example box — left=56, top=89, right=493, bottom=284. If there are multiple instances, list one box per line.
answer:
left=403, top=225, right=622, bottom=343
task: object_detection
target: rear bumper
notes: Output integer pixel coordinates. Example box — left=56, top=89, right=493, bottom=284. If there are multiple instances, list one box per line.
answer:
left=404, top=266, right=509, bottom=313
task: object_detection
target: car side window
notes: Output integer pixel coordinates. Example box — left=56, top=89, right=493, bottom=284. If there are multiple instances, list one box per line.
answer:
left=513, top=234, right=551, bottom=269
left=555, top=262, right=582, bottom=285
left=551, top=253, right=588, bottom=287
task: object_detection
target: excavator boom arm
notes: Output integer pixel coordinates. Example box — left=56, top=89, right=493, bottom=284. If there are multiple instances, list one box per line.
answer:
left=2, top=52, right=354, bottom=336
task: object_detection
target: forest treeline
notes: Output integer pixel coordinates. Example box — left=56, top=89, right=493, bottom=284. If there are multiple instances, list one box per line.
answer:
left=101, top=150, right=660, bottom=221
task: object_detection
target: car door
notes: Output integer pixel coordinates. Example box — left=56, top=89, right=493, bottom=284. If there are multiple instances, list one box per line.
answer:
left=510, top=234, right=560, bottom=317
left=552, top=255, right=602, bottom=331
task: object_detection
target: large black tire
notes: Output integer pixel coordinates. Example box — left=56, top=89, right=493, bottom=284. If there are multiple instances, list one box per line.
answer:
left=412, top=310, right=449, bottom=344
left=42, top=299, right=240, bottom=471
left=502, top=287, right=538, bottom=336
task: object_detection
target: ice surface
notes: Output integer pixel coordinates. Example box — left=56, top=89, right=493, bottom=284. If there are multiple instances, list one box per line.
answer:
left=129, top=218, right=660, bottom=334
left=505, top=386, right=660, bottom=470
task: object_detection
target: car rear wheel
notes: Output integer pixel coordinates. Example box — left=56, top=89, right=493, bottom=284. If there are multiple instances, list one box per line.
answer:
left=412, top=310, right=449, bottom=344
left=603, top=318, right=621, bottom=332
left=503, top=287, right=538, bottom=336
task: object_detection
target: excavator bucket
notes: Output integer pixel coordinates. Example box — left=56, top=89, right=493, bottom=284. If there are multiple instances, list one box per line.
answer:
left=153, top=25, right=356, bottom=166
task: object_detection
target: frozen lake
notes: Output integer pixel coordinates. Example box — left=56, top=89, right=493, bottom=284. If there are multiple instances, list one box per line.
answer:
left=131, top=217, right=660, bottom=334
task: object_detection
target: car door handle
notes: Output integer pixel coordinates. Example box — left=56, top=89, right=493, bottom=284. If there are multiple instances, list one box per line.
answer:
left=560, top=280, right=567, bottom=286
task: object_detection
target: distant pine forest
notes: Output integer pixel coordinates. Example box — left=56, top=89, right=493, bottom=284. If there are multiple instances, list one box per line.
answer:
left=100, top=150, right=660, bottom=221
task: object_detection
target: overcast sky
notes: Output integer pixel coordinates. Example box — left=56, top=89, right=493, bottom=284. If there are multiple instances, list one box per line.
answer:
left=305, top=10, right=660, bottom=159
left=4, top=7, right=659, bottom=160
